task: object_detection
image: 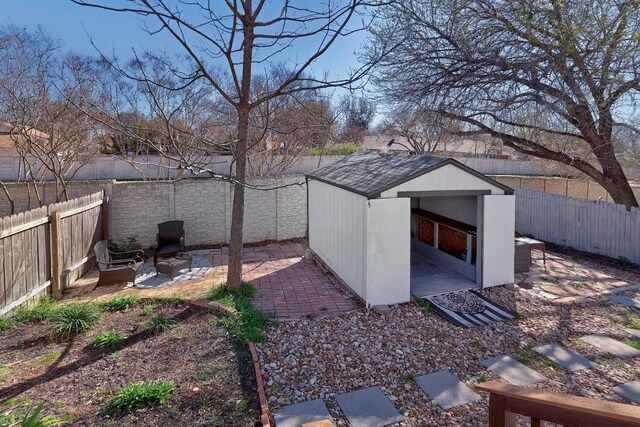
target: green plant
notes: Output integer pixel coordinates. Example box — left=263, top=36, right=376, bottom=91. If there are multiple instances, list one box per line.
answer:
left=412, top=294, right=432, bottom=316
left=103, top=380, right=175, bottom=413
left=90, top=331, right=125, bottom=348
left=208, top=282, right=273, bottom=343
left=477, top=372, right=488, bottom=383
left=147, top=296, right=182, bottom=304
left=108, top=235, right=142, bottom=260
left=49, top=303, right=101, bottom=339
left=141, top=304, right=157, bottom=316
left=402, top=374, right=415, bottom=383
left=100, top=295, right=141, bottom=311
left=624, top=340, right=640, bottom=351
left=0, top=317, right=16, bottom=331
left=142, top=315, right=176, bottom=333
left=0, top=403, right=65, bottom=427
left=15, top=298, right=59, bottom=323
left=617, top=256, right=634, bottom=267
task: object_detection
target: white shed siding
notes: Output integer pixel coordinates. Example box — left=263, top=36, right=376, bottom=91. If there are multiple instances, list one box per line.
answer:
left=480, top=195, right=516, bottom=287
left=308, top=179, right=368, bottom=298
left=366, top=198, right=411, bottom=305
left=380, top=164, right=505, bottom=198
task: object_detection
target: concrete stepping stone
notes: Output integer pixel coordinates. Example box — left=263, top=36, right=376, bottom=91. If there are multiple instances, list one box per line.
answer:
left=533, top=343, right=595, bottom=371
left=335, top=386, right=403, bottom=427
left=579, top=334, right=640, bottom=358
left=274, top=399, right=334, bottom=427
left=609, top=295, right=640, bottom=310
left=414, top=370, right=481, bottom=410
left=480, top=355, right=547, bottom=386
left=613, top=380, right=640, bottom=404
left=624, top=328, right=640, bottom=339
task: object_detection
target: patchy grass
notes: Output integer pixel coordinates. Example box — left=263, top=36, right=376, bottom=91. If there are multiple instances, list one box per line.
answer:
left=623, top=340, right=640, bottom=351
left=103, top=380, right=175, bottom=414
left=413, top=294, right=432, bottom=317
left=90, top=331, right=125, bottom=349
left=476, top=372, right=489, bottom=383
left=208, top=282, right=273, bottom=343
left=141, top=304, right=158, bottom=316
left=196, top=363, right=227, bottom=381
left=49, top=303, right=101, bottom=339
left=29, top=351, right=62, bottom=368
left=147, top=296, right=183, bottom=305
left=100, top=295, right=141, bottom=311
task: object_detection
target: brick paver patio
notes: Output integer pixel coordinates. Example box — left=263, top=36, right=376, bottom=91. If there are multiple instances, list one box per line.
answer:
left=65, top=242, right=360, bottom=320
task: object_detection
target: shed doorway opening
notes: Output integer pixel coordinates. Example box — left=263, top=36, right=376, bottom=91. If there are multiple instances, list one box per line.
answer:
left=410, top=195, right=480, bottom=296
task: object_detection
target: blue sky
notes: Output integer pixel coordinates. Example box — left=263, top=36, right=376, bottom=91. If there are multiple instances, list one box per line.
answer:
left=2, top=1, right=371, bottom=91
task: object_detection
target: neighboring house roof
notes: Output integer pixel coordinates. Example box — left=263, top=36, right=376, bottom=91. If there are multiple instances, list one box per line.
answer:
left=307, top=151, right=513, bottom=198
left=0, top=121, right=50, bottom=154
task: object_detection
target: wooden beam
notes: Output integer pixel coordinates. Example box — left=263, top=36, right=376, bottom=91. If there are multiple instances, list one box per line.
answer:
left=477, top=381, right=640, bottom=423
left=50, top=211, right=62, bottom=300
left=101, top=196, right=109, bottom=241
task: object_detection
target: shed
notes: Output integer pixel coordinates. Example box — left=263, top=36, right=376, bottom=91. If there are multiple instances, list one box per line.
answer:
left=306, top=151, right=515, bottom=307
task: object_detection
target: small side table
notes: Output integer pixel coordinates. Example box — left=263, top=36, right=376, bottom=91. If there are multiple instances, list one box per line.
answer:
left=155, top=254, right=192, bottom=279
left=516, top=237, right=546, bottom=265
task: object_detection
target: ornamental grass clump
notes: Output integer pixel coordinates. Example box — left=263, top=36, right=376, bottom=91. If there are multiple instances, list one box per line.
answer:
left=100, top=295, right=141, bottom=311
left=49, top=303, right=101, bottom=339
left=103, top=380, right=175, bottom=413
left=90, top=331, right=125, bottom=348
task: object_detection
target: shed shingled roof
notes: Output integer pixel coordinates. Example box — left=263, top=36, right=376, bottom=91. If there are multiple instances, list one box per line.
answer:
left=306, top=151, right=513, bottom=198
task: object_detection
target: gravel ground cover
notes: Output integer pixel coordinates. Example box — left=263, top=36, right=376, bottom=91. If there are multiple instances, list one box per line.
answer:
left=521, top=245, right=640, bottom=301
left=0, top=301, right=260, bottom=426
left=257, top=286, right=640, bottom=426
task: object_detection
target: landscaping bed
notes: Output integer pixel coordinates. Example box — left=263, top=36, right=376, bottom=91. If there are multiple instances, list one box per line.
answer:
left=257, top=286, right=640, bottom=426
left=0, top=298, right=260, bottom=426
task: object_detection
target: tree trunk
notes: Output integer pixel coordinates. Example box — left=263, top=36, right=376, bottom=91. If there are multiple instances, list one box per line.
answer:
left=227, top=107, right=249, bottom=290
left=226, top=3, right=254, bottom=291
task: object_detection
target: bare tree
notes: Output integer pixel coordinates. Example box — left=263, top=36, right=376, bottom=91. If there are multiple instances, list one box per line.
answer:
left=381, top=106, right=458, bottom=154
left=72, top=0, right=381, bottom=289
left=0, top=25, right=100, bottom=207
left=369, top=0, right=640, bottom=208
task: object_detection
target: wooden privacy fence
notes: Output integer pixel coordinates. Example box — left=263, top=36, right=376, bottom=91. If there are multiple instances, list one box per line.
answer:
left=0, top=191, right=107, bottom=316
left=515, top=189, right=640, bottom=264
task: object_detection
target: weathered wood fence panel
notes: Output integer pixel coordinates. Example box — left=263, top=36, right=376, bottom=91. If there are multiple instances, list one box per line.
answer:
left=0, top=191, right=105, bottom=315
left=515, top=189, right=640, bottom=264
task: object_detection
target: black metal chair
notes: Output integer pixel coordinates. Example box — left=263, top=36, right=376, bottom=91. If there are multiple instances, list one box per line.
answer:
left=153, top=220, right=185, bottom=264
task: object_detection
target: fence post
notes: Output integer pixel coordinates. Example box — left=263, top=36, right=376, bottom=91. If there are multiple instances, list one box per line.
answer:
left=50, top=211, right=62, bottom=300
left=101, top=196, right=110, bottom=241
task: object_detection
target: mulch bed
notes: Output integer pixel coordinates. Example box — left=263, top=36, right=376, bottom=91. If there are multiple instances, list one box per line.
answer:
left=0, top=301, right=260, bottom=426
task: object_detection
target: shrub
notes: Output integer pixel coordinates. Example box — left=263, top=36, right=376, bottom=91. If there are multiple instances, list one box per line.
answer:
left=100, top=295, right=141, bottom=311
left=142, top=315, right=176, bottom=333
left=108, top=235, right=142, bottom=260
left=49, top=303, right=101, bottom=339
left=617, top=256, right=635, bottom=267
left=103, top=380, right=175, bottom=413
left=15, top=298, right=59, bottom=323
left=90, top=331, right=125, bottom=348
left=208, top=282, right=272, bottom=343
left=306, top=142, right=361, bottom=156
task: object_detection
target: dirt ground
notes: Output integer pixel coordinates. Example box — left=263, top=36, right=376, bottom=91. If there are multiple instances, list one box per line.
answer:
left=0, top=301, right=260, bottom=426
